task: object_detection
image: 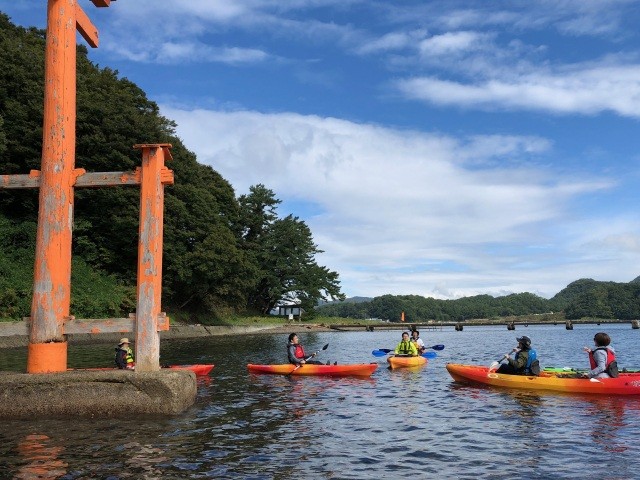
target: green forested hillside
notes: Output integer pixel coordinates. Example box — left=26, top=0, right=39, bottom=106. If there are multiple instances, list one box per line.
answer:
left=1, top=14, right=636, bottom=323
left=318, top=279, right=640, bottom=322
left=0, top=13, right=343, bottom=320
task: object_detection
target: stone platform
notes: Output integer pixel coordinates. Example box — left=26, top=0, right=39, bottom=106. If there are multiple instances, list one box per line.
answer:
left=0, top=370, right=197, bottom=418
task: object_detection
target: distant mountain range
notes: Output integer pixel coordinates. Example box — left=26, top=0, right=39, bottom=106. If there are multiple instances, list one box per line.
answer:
left=317, top=277, right=640, bottom=321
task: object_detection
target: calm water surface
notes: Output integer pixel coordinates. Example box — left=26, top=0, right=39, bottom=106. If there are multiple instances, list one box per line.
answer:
left=1, top=323, right=639, bottom=479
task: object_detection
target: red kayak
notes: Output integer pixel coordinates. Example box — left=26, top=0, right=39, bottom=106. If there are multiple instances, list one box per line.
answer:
left=247, top=363, right=378, bottom=377
left=69, top=364, right=214, bottom=376
left=167, top=364, right=214, bottom=376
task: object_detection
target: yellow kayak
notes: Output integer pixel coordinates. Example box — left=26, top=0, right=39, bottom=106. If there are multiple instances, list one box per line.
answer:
left=387, top=355, right=427, bottom=369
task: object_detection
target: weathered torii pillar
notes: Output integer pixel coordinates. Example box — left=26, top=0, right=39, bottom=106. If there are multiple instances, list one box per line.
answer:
left=0, top=0, right=174, bottom=373
left=28, top=0, right=112, bottom=373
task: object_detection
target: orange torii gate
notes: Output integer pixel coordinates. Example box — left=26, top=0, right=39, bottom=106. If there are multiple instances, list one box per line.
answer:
left=0, top=0, right=173, bottom=373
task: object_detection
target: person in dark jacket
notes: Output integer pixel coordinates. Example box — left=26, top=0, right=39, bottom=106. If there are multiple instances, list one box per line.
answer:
left=497, top=336, right=539, bottom=375
left=114, top=338, right=134, bottom=370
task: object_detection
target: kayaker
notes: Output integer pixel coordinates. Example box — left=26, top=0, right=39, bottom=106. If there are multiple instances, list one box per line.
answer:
left=114, top=338, right=134, bottom=370
left=287, top=333, right=324, bottom=365
left=393, top=331, right=418, bottom=356
left=410, top=330, right=426, bottom=354
left=583, top=332, right=618, bottom=378
left=496, top=336, right=540, bottom=375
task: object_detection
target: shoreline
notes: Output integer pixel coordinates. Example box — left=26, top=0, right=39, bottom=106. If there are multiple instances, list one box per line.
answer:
left=0, top=323, right=335, bottom=349
left=0, top=318, right=635, bottom=349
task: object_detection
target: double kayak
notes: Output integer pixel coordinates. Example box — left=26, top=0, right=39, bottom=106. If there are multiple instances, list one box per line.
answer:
left=247, top=363, right=378, bottom=377
left=387, top=355, right=427, bottom=369
left=446, top=363, right=640, bottom=395
left=544, top=366, right=640, bottom=374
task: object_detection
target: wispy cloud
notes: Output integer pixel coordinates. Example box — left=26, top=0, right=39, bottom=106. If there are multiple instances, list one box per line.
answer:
left=395, top=63, right=640, bottom=117
left=160, top=106, right=626, bottom=297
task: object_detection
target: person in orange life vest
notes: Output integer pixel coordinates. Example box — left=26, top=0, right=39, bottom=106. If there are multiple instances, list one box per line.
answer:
left=114, top=338, right=134, bottom=370
left=583, top=332, right=617, bottom=378
left=287, top=333, right=324, bottom=365
left=410, top=330, right=426, bottom=354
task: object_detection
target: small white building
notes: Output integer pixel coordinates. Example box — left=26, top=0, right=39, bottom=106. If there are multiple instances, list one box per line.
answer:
left=278, top=305, right=305, bottom=320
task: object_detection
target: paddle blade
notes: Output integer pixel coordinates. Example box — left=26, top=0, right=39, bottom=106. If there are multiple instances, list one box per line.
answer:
left=322, top=343, right=329, bottom=350
left=488, top=361, right=500, bottom=371
left=371, top=350, right=388, bottom=357
left=430, top=344, right=445, bottom=351
left=422, top=351, right=437, bottom=359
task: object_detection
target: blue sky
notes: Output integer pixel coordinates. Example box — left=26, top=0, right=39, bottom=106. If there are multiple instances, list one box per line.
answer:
left=3, top=1, right=640, bottom=300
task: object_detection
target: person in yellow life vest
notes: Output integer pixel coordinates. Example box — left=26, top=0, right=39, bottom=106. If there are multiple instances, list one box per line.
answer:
left=114, top=338, right=134, bottom=370
left=393, top=331, right=418, bottom=356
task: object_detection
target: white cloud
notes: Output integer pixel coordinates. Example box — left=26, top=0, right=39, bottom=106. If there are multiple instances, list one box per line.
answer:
left=160, top=106, right=630, bottom=298
left=418, top=31, right=492, bottom=57
left=356, top=29, right=428, bottom=55
left=395, top=63, right=640, bottom=117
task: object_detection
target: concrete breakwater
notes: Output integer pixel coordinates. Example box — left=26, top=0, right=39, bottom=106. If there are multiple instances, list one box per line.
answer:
left=0, top=370, right=197, bottom=418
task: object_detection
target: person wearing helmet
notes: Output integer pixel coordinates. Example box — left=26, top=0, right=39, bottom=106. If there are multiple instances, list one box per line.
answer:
left=497, top=336, right=540, bottom=375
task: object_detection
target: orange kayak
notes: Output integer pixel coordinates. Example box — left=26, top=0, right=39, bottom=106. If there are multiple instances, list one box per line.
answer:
left=387, top=355, right=427, bottom=369
left=446, top=363, right=640, bottom=395
left=247, top=363, right=378, bottom=377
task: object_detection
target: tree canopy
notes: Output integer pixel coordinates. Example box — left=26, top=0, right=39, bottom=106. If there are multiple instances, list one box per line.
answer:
left=0, top=13, right=343, bottom=320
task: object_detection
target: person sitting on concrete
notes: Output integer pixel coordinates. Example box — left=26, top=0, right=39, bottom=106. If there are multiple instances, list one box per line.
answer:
left=114, top=338, right=134, bottom=370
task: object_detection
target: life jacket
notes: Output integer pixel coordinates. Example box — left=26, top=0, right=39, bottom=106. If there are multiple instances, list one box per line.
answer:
left=589, top=347, right=618, bottom=377
left=125, top=347, right=134, bottom=366
left=524, top=349, right=540, bottom=375
left=396, top=340, right=415, bottom=355
left=292, top=344, right=305, bottom=359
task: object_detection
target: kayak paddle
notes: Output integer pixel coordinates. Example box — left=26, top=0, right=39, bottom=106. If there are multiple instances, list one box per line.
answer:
left=287, top=343, right=329, bottom=375
left=372, top=344, right=445, bottom=356
left=371, top=349, right=438, bottom=359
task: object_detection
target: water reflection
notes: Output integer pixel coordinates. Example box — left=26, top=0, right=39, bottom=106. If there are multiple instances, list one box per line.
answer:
left=15, top=433, right=67, bottom=479
left=1, top=327, right=640, bottom=479
left=581, top=396, right=640, bottom=454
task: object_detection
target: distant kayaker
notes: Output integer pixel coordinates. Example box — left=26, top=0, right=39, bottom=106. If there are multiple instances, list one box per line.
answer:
left=496, top=336, right=540, bottom=375
left=393, top=331, right=418, bottom=356
left=287, top=333, right=324, bottom=365
left=114, top=338, right=134, bottom=370
left=583, top=332, right=618, bottom=378
left=410, top=330, right=426, bottom=354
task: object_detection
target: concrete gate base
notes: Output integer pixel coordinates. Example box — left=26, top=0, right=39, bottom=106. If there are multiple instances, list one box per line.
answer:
left=0, top=370, right=197, bottom=418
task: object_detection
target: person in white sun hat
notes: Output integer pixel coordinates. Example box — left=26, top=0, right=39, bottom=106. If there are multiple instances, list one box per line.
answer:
left=114, top=337, right=135, bottom=370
